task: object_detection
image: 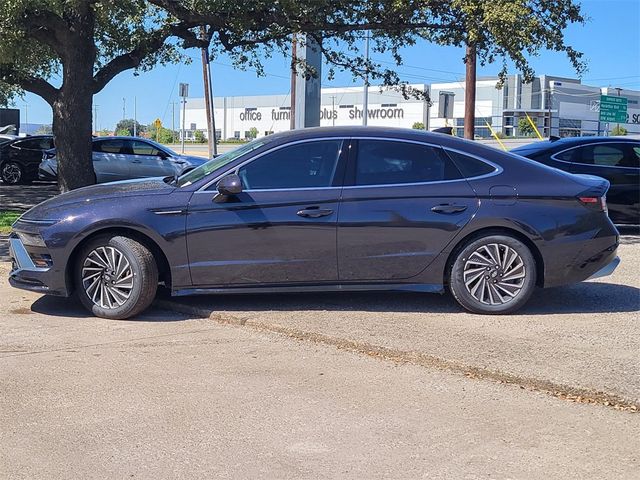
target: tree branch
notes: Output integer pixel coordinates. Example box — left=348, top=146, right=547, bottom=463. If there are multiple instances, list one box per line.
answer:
left=0, top=66, right=59, bottom=104
left=92, top=23, right=205, bottom=93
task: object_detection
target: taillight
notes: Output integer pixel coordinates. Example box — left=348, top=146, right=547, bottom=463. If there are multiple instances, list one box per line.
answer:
left=578, top=196, right=607, bottom=213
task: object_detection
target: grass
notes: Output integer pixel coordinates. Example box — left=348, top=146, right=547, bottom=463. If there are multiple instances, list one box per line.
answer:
left=0, top=211, right=21, bottom=234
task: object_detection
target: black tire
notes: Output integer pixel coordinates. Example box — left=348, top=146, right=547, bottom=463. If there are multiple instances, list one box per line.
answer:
left=1, top=161, right=24, bottom=184
left=449, top=234, right=537, bottom=314
left=75, top=235, right=158, bottom=319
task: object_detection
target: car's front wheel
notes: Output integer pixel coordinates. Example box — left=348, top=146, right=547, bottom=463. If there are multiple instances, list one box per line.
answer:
left=75, top=235, right=158, bottom=319
left=1, top=161, right=24, bottom=184
left=449, top=234, right=536, bottom=314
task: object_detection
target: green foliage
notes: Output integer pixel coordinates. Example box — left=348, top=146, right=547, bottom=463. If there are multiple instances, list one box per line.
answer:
left=115, top=128, right=130, bottom=136
left=412, top=122, right=425, bottom=130
left=98, top=128, right=112, bottom=137
left=35, top=124, right=53, bottom=135
left=147, top=125, right=177, bottom=144
left=194, top=130, right=206, bottom=143
left=247, top=127, right=259, bottom=139
left=518, top=117, right=535, bottom=137
left=115, top=119, right=145, bottom=136
left=610, top=125, right=627, bottom=136
left=0, top=211, right=20, bottom=233
left=0, top=0, right=587, bottom=190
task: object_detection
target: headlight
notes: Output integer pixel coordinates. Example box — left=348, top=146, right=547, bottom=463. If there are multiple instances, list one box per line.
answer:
left=15, top=231, right=46, bottom=247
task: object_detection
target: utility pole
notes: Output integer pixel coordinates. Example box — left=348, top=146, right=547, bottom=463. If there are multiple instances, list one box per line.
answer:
left=290, top=34, right=297, bottom=130
left=463, top=42, right=477, bottom=140
left=133, top=97, right=137, bottom=137
left=122, top=98, right=126, bottom=121
left=362, top=31, right=370, bottom=126
left=93, top=104, right=99, bottom=134
left=23, top=103, right=29, bottom=132
left=200, top=27, right=217, bottom=156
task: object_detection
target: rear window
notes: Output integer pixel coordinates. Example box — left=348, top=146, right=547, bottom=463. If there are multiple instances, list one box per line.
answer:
left=445, top=150, right=496, bottom=178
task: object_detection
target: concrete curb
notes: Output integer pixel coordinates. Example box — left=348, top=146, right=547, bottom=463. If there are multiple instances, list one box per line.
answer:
left=154, top=297, right=639, bottom=413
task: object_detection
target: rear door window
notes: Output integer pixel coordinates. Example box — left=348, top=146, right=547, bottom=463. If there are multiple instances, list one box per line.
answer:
left=354, top=140, right=462, bottom=186
left=94, top=139, right=126, bottom=154
left=572, top=144, right=628, bottom=168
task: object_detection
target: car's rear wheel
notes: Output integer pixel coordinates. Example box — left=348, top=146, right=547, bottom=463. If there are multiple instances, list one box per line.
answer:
left=1, top=161, right=24, bottom=184
left=449, top=234, right=536, bottom=314
left=75, top=235, right=158, bottom=319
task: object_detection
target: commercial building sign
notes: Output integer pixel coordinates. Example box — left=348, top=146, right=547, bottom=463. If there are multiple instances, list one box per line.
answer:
left=599, top=95, right=627, bottom=123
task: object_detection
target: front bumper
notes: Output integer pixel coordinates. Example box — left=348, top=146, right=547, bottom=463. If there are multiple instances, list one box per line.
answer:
left=8, top=235, right=69, bottom=296
left=38, top=166, right=57, bottom=181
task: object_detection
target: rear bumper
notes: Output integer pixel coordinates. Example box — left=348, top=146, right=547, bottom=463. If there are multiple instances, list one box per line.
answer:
left=587, top=256, right=620, bottom=280
left=8, top=236, right=69, bottom=296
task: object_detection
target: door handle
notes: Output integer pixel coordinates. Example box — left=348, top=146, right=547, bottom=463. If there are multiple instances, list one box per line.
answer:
left=297, top=206, right=334, bottom=218
left=431, top=204, right=468, bottom=214
left=131, top=159, right=142, bottom=163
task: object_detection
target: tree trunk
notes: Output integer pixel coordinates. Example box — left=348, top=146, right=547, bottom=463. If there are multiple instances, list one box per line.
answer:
left=52, top=14, right=96, bottom=192
left=464, top=42, right=477, bottom=140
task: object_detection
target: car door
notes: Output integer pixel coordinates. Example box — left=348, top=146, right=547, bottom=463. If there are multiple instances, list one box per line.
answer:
left=92, top=138, right=131, bottom=182
left=337, top=138, right=478, bottom=282
left=566, top=142, right=640, bottom=224
left=128, top=140, right=174, bottom=178
left=186, top=138, right=347, bottom=286
left=9, top=137, right=53, bottom=177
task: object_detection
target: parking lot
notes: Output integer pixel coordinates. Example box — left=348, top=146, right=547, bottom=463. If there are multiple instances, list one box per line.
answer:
left=1, top=238, right=638, bottom=478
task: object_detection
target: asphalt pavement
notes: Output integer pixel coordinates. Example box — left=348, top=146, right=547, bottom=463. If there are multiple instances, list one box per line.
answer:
left=0, top=242, right=638, bottom=478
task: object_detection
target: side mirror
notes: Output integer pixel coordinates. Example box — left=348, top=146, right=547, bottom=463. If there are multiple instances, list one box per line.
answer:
left=158, top=150, right=169, bottom=159
left=214, top=173, right=242, bottom=202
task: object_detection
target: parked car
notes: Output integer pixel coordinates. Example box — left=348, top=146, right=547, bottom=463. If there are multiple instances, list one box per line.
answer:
left=0, top=135, right=55, bottom=184
left=9, top=127, right=619, bottom=319
left=512, top=136, right=640, bottom=225
left=39, top=136, right=207, bottom=183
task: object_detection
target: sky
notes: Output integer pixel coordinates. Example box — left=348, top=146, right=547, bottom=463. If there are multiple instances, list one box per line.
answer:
left=15, top=0, right=640, bottom=130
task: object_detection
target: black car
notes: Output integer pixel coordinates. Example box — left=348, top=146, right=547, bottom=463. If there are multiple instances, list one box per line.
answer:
left=512, top=136, right=640, bottom=225
left=8, top=127, right=619, bottom=319
left=0, top=135, right=55, bottom=184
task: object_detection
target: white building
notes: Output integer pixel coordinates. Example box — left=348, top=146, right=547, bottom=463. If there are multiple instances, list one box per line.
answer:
left=181, top=76, right=640, bottom=140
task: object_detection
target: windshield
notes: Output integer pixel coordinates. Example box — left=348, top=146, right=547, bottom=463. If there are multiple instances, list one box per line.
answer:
left=176, top=139, right=266, bottom=187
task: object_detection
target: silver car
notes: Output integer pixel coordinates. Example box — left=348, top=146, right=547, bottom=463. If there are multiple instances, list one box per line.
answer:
left=39, top=137, right=207, bottom=183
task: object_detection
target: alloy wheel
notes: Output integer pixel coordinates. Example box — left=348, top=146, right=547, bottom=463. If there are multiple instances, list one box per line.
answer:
left=462, top=243, right=526, bottom=305
left=2, top=163, right=22, bottom=184
left=81, top=246, right=134, bottom=309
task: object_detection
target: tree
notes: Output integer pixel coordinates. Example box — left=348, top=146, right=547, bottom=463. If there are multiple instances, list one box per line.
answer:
left=35, top=124, right=53, bottom=135
left=247, top=127, right=259, bottom=139
left=610, top=125, right=627, bottom=136
left=194, top=130, right=206, bottom=143
left=115, top=119, right=146, bottom=137
left=517, top=117, right=535, bottom=137
left=0, top=1, right=442, bottom=191
left=422, top=1, right=586, bottom=139
left=147, top=124, right=176, bottom=144
left=0, top=1, right=586, bottom=190
left=412, top=122, right=425, bottom=130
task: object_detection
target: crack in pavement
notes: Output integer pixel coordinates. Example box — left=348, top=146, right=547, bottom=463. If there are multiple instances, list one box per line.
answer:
left=154, top=298, right=640, bottom=413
